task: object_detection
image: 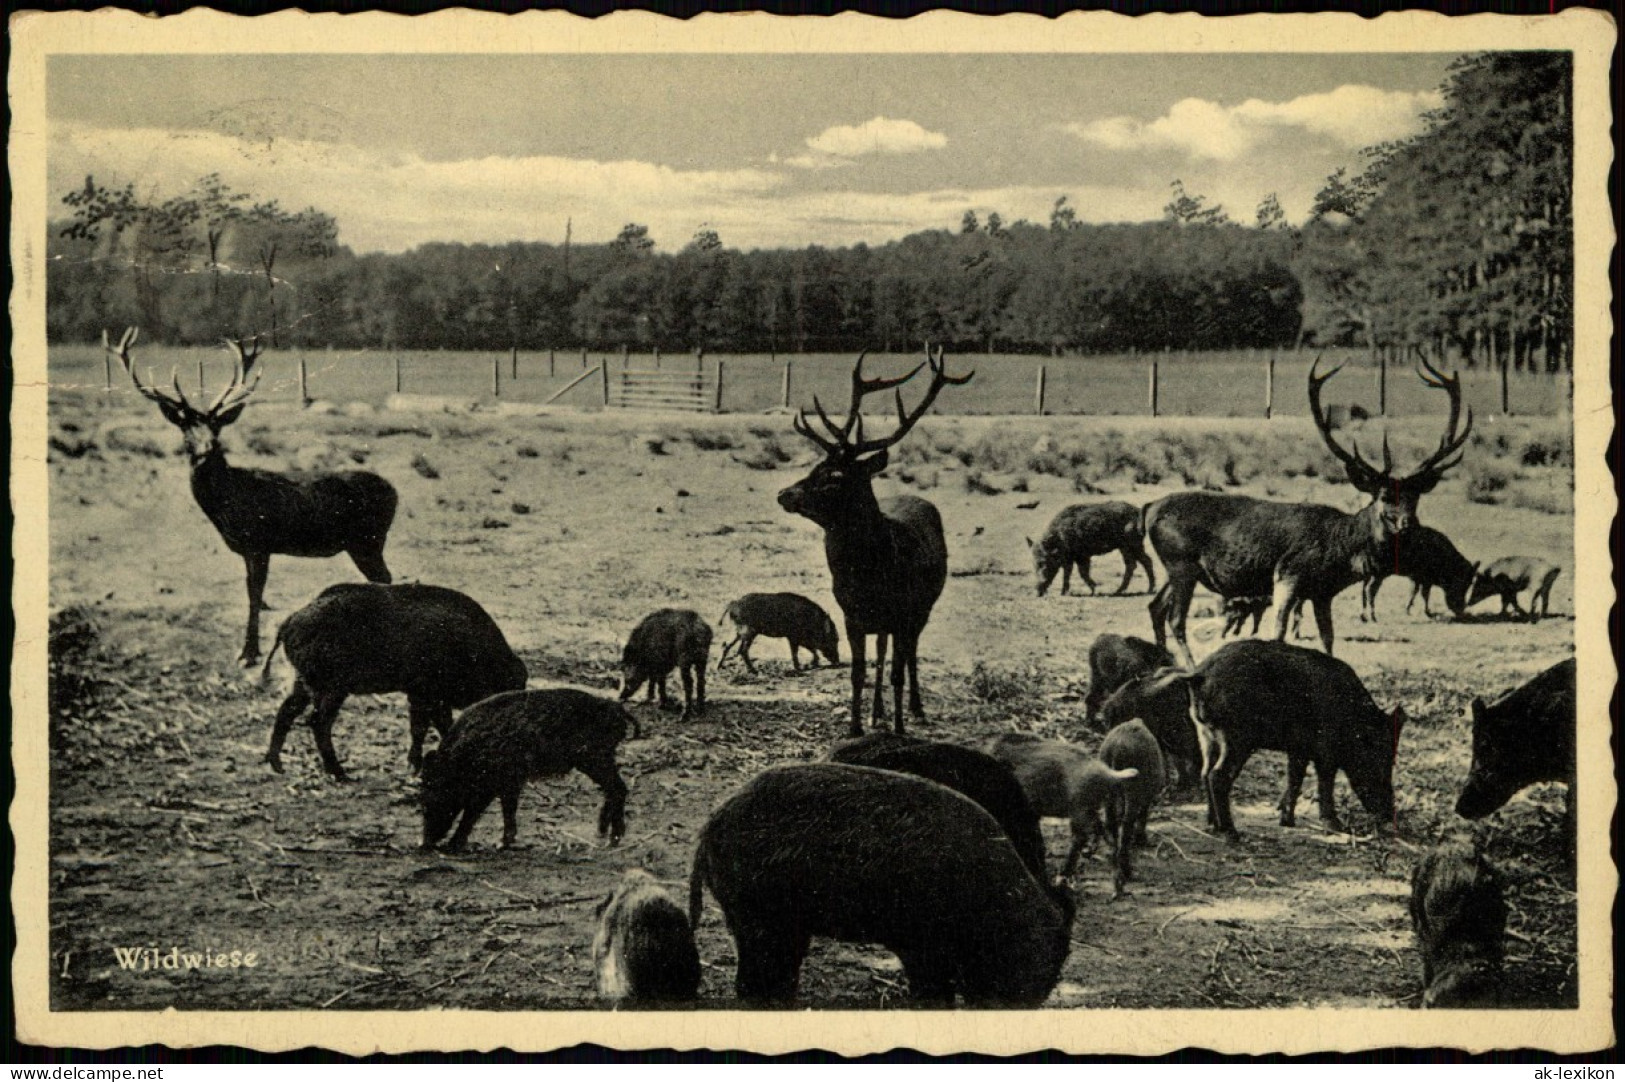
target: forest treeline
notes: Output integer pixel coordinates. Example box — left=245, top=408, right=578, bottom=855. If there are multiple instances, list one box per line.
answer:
left=46, top=53, right=1571, bottom=370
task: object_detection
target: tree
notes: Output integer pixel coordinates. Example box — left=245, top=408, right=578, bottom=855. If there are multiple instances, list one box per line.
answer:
left=1049, top=195, right=1078, bottom=233
left=1295, top=52, right=1571, bottom=368
left=1255, top=193, right=1286, bottom=231
left=685, top=228, right=723, bottom=255
left=1163, top=180, right=1231, bottom=226
left=984, top=212, right=1007, bottom=238
left=960, top=210, right=980, bottom=234
left=611, top=222, right=656, bottom=257
left=236, top=201, right=339, bottom=345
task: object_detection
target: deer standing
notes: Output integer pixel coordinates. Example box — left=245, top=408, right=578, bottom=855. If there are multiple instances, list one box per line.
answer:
left=777, top=347, right=972, bottom=736
left=1144, top=357, right=1470, bottom=663
left=108, top=327, right=399, bottom=665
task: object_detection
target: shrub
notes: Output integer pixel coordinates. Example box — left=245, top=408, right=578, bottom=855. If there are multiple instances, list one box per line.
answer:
left=1507, top=482, right=1572, bottom=516
left=1518, top=429, right=1572, bottom=468
left=1465, top=462, right=1514, bottom=505
left=688, top=429, right=737, bottom=452
left=410, top=453, right=440, bottom=479
left=967, top=661, right=1044, bottom=705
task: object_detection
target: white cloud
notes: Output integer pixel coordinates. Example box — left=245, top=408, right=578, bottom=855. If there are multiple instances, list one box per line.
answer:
left=48, top=121, right=787, bottom=253
left=1067, top=85, right=1442, bottom=161
left=801, top=116, right=948, bottom=161
left=48, top=121, right=1172, bottom=253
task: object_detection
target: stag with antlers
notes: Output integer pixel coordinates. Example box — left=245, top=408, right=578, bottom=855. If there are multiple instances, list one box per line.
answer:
left=1143, top=356, right=1471, bottom=663
left=108, top=327, right=399, bottom=665
left=777, top=347, right=973, bottom=736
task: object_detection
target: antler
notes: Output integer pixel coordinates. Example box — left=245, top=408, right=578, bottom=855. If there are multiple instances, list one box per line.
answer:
left=1403, top=354, right=1473, bottom=484
left=105, top=326, right=194, bottom=411
left=209, top=335, right=265, bottom=416
left=1307, top=356, right=1385, bottom=492
left=792, top=346, right=973, bottom=459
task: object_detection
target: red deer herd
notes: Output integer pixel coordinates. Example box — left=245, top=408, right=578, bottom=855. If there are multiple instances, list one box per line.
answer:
left=96, top=328, right=1572, bottom=1009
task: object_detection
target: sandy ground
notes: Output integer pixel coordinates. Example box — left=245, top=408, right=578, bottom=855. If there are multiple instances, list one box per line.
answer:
left=45, top=393, right=1577, bottom=1011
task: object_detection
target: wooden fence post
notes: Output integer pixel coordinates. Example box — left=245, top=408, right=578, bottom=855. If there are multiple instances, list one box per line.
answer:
left=492, top=354, right=501, bottom=396
left=1378, top=345, right=1388, bottom=416
left=1264, top=351, right=1275, bottom=419
left=714, top=358, right=726, bottom=413
left=394, top=351, right=403, bottom=393
left=1035, top=364, right=1047, bottom=416
left=548, top=349, right=556, bottom=378
left=298, top=356, right=309, bottom=404
left=582, top=348, right=588, bottom=369
left=600, top=359, right=611, bottom=406
left=1500, top=330, right=1511, bottom=416
left=103, top=348, right=113, bottom=391
left=781, top=358, right=793, bottom=409
left=511, top=346, right=518, bottom=380
left=621, top=344, right=630, bottom=370
left=198, top=357, right=206, bottom=398
left=1149, top=351, right=1162, bottom=417
left=654, top=346, right=661, bottom=369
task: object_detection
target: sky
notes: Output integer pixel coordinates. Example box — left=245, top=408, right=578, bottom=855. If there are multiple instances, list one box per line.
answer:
left=46, top=53, right=1460, bottom=254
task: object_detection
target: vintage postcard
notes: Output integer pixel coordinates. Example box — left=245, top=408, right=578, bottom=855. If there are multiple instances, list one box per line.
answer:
left=10, top=8, right=1615, bottom=1056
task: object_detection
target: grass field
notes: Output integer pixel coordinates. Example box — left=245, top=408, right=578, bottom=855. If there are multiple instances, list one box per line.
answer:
left=50, top=343, right=1574, bottom=419
left=44, top=385, right=1579, bottom=1014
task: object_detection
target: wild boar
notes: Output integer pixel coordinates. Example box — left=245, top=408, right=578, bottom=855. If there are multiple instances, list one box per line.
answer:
left=1362, top=525, right=1476, bottom=621
left=689, top=763, right=1074, bottom=1006
left=1098, top=720, right=1166, bottom=897
left=419, top=688, right=631, bottom=851
left=620, top=609, right=712, bottom=719
left=830, top=732, right=1048, bottom=881
left=1132, top=640, right=1405, bottom=838
left=1028, top=501, right=1156, bottom=598
left=1456, top=658, right=1575, bottom=824
left=262, top=582, right=528, bottom=780
left=1084, top=633, right=1173, bottom=722
left=1464, top=556, right=1563, bottom=621
left=593, top=869, right=701, bottom=1004
left=983, top=733, right=1139, bottom=877
left=1410, top=844, right=1506, bottom=1008
left=718, top=593, right=840, bottom=673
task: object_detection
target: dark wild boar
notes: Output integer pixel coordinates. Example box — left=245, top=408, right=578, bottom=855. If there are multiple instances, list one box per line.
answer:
left=1362, top=524, right=1476, bottom=621
left=592, top=869, right=701, bottom=1004
left=1096, top=669, right=1201, bottom=792
left=1028, top=501, right=1156, bottom=597
left=1084, top=633, right=1173, bottom=722
left=717, top=593, right=840, bottom=673
left=262, top=582, right=527, bottom=780
left=689, top=763, right=1074, bottom=1006
left=1456, top=658, right=1575, bottom=824
left=983, top=734, right=1139, bottom=877
left=1128, top=640, right=1405, bottom=838
left=830, top=732, right=1048, bottom=882
left=620, top=609, right=712, bottom=719
left=1464, top=556, right=1563, bottom=621
left=420, top=688, right=631, bottom=851
left=1098, top=720, right=1166, bottom=897
left=1409, top=844, right=1506, bottom=1008
left=1221, top=595, right=1270, bottom=638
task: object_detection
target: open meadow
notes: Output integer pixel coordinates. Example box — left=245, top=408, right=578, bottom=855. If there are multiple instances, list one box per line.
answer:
left=46, top=375, right=1577, bottom=1012
left=47, top=343, right=1573, bottom=419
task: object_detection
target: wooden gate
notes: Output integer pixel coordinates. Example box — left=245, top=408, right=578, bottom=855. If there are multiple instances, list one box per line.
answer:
left=610, top=368, right=717, bottom=412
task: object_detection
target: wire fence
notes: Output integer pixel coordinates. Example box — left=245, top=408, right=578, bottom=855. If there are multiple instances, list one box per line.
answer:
left=49, top=343, right=1575, bottom=419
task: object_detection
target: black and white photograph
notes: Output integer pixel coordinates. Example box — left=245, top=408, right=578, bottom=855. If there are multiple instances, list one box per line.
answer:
left=10, top=9, right=1614, bottom=1055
